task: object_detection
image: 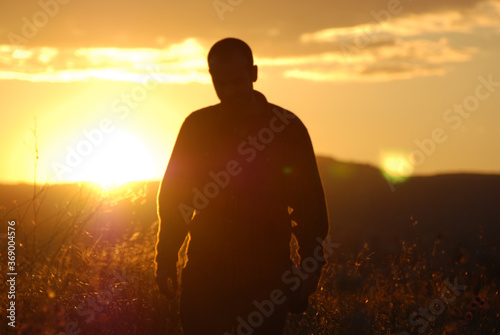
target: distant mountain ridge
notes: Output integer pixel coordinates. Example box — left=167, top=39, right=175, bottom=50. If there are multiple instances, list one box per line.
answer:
left=316, top=156, right=500, bottom=276
left=1, top=156, right=499, bottom=272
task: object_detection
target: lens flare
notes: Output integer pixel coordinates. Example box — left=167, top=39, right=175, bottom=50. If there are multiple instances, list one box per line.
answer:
left=60, top=130, right=156, bottom=189
left=380, top=152, right=414, bottom=183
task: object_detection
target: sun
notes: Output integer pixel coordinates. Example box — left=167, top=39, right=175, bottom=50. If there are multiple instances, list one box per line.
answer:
left=64, top=130, right=156, bottom=188
left=380, top=151, right=414, bottom=183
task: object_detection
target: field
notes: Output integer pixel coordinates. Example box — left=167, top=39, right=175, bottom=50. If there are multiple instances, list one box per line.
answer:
left=1, top=162, right=499, bottom=334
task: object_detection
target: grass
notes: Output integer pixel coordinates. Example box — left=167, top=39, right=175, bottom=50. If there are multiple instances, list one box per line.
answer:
left=1, top=182, right=499, bottom=335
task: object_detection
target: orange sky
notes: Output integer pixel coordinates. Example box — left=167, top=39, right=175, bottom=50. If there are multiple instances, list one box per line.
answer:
left=1, top=0, right=499, bottom=185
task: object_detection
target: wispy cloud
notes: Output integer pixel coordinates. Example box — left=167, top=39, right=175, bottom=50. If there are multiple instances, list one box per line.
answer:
left=256, top=38, right=475, bottom=83
left=301, top=12, right=470, bottom=44
left=0, top=38, right=211, bottom=84
left=301, top=1, right=500, bottom=43
left=0, top=36, right=477, bottom=85
left=280, top=1, right=498, bottom=82
left=0, top=0, right=496, bottom=88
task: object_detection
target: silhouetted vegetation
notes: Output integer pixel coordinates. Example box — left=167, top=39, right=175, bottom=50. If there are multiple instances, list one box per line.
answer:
left=1, top=157, right=499, bottom=334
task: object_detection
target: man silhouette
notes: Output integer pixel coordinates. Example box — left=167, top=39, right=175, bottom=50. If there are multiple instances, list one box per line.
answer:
left=155, top=38, right=329, bottom=335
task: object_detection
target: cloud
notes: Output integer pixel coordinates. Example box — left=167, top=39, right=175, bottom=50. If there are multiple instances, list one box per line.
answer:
left=0, top=35, right=477, bottom=84
left=0, top=0, right=491, bottom=49
left=300, top=12, right=470, bottom=44
left=284, top=65, right=445, bottom=83
left=255, top=37, right=475, bottom=83
left=280, top=1, right=498, bottom=82
left=0, top=38, right=211, bottom=84
left=1, top=0, right=494, bottom=87
left=300, top=1, right=500, bottom=43
left=301, top=1, right=500, bottom=44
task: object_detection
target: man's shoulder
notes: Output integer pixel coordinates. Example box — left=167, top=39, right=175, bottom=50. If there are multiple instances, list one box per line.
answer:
left=186, top=104, right=220, bottom=122
left=267, top=101, right=307, bottom=131
left=191, top=104, right=221, bottom=116
left=268, top=102, right=298, bottom=118
left=178, top=104, right=221, bottom=131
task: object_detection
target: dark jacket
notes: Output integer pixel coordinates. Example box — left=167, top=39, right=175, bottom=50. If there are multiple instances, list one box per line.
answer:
left=155, top=91, right=329, bottom=289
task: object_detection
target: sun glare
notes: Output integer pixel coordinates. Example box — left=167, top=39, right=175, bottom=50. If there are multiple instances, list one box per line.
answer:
left=64, top=130, right=156, bottom=189
left=380, top=151, right=414, bottom=183
left=0, top=40, right=210, bottom=84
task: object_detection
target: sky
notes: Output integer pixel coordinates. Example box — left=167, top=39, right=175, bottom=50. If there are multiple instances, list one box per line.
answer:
left=1, top=0, right=499, bottom=186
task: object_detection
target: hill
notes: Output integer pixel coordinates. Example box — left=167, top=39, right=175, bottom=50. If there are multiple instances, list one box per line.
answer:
left=1, top=156, right=499, bottom=264
left=1, top=156, right=499, bottom=334
left=316, top=156, right=500, bottom=274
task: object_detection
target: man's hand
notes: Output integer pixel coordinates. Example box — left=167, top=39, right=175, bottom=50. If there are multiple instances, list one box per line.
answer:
left=156, top=268, right=178, bottom=299
left=288, top=271, right=321, bottom=314
left=300, top=271, right=321, bottom=300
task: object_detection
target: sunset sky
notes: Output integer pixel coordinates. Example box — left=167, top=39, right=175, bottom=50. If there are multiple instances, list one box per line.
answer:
left=1, top=0, right=499, bottom=186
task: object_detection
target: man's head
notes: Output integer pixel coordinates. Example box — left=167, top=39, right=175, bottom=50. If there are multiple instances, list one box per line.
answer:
left=207, top=38, right=258, bottom=109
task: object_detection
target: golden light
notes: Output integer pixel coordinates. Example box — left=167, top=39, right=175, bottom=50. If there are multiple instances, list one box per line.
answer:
left=24, top=42, right=194, bottom=187
left=0, top=39, right=210, bottom=84
left=380, top=151, right=414, bottom=183
left=64, top=130, right=156, bottom=188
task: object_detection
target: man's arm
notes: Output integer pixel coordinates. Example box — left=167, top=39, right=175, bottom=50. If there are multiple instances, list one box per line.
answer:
left=155, top=115, right=197, bottom=297
left=287, top=117, right=330, bottom=311
left=289, top=118, right=329, bottom=264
